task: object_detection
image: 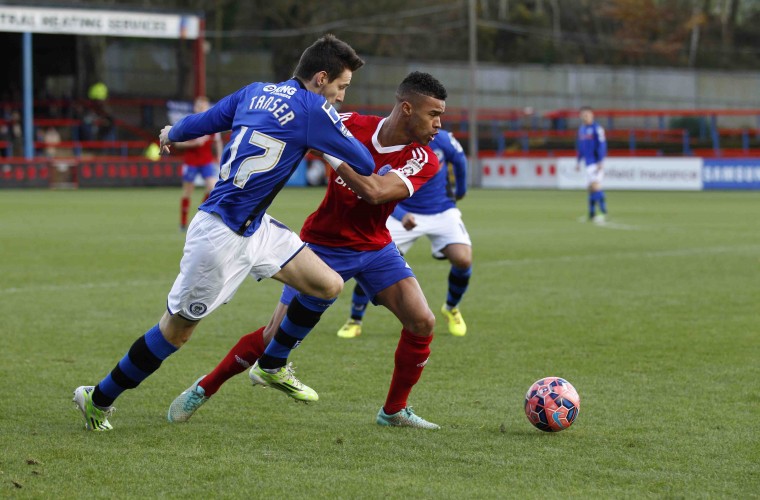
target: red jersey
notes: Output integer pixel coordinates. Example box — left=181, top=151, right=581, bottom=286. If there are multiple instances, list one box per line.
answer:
left=300, top=113, right=440, bottom=251
left=182, top=135, right=215, bottom=166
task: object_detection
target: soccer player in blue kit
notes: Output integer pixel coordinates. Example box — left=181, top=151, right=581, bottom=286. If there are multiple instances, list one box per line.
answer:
left=72, top=34, right=375, bottom=431
left=337, top=128, right=472, bottom=338
left=576, top=106, right=608, bottom=223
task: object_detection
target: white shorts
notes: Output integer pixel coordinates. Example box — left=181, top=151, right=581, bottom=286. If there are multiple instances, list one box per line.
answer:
left=167, top=211, right=305, bottom=320
left=387, top=207, right=471, bottom=259
left=585, top=163, right=604, bottom=185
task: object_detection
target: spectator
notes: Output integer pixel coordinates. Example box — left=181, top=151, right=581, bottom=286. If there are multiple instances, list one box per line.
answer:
left=43, top=127, right=61, bottom=157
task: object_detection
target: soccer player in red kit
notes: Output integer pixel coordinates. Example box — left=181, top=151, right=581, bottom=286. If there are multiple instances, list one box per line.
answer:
left=175, top=96, right=222, bottom=231
left=169, top=71, right=447, bottom=429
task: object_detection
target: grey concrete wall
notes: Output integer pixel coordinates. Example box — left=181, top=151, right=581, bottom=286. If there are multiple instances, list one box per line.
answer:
left=104, top=45, right=760, bottom=128
left=351, top=59, right=760, bottom=128
left=355, top=59, right=760, bottom=108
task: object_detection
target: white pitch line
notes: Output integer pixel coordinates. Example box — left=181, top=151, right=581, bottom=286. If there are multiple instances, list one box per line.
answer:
left=594, top=221, right=640, bottom=231
left=482, top=244, right=760, bottom=268
left=3, top=245, right=758, bottom=294
left=576, top=216, right=639, bottom=231
left=0, top=279, right=170, bottom=295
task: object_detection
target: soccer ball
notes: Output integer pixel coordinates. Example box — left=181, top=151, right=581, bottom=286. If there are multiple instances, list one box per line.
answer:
left=524, top=377, right=580, bottom=432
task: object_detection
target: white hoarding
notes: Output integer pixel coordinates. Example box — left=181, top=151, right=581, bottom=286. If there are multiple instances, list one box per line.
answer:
left=481, top=157, right=560, bottom=188
left=482, top=156, right=703, bottom=190
left=0, top=6, right=200, bottom=39
left=557, top=157, right=702, bottom=190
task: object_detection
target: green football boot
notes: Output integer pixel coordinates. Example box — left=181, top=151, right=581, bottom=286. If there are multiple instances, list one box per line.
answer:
left=73, top=386, right=114, bottom=431
left=249, top=361, right=318, bottom=402
left=337, top=319, right=362, bottom=339
left=441, top=304, right=467, bottom=336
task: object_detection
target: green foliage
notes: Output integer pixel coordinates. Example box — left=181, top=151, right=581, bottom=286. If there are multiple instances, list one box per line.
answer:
left=0, top=188, right=758, bottom=497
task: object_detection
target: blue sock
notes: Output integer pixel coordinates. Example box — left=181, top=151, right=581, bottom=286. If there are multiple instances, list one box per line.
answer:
left=446, top=265, right=472, bottom=308
left=350, top=284, right=370, bottom=321
left=588, top=192, right=596, bottom=218
left=598, top=190, right=607, bottom=214
left=93, top=324, right=177, bottom=407
left=258, top=294, right=335, bottom=369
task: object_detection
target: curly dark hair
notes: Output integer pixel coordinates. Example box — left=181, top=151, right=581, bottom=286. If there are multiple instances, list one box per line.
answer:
left=396, top=71, right=447, bottom=102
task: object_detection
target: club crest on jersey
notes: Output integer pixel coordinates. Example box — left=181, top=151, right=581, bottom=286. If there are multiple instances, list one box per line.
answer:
left=189, top=302, right=207, bottom=316
left=321, top=100, right=341, bottom=124
left=399, top=158, right=424, bottom=177
left=321, top=101, right=354, bottom=138
left=377, top=164, right=392, bottom=176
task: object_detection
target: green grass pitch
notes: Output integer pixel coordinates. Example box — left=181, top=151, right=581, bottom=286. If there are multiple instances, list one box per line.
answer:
left=0, top=187, right=757, bottom=497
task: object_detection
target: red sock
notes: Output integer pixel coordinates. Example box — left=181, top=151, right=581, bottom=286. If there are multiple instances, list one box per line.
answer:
left=200, top=327, right=266, bottom=397
left=180, top=197, right=191, bottom=227
left=383, top=329, right=433, bottom=415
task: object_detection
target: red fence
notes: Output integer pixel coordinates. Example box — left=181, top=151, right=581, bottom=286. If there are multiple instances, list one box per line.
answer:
left=4, top=98, right=760, bottom=167
left=0, top=157, right=183, bottom=189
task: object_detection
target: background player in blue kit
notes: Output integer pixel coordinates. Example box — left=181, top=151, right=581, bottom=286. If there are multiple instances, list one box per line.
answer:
left=337, top=128, right=473, bottom=338
left=72, top=34, right=375, bottom=431
left=576, top=106, right=608, bottom=223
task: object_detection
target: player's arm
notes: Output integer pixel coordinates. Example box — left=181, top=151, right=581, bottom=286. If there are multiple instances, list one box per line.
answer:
left=328, top=150, right=439, bottom=205
left=595, top=125, right=607, bottom=168
left=160, top=87, right=244, bottom=154
left=171, top=135, right=210, bottom=149
left=391, top=205, right=407, bottom=221
left=391, top=205, right=416, bottom=229
left=330, top=160, right=410, bottom=205
left=448, top=135, right=468, bottom=200
left=307, top=102, right=374, bottom=176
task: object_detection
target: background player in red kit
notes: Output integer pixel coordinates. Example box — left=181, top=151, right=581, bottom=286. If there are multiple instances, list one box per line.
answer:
left=169, top=72, right=448, bottom=429
left=175, top=96, right=222, bottom=231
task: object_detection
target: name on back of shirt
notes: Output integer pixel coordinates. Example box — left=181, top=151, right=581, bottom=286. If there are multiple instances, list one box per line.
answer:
left=248, top=88, right=296, bottom=126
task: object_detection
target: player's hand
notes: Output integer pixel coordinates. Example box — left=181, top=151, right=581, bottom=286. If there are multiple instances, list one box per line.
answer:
left=159, top=125, right=174, bottom=155
left=402, top=213, right=417, bottom=230
left=456, top=193, right=466, bottom=201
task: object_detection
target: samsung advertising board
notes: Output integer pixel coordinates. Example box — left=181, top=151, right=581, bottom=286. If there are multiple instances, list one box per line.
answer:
left=702, top=159, right=760, bottom=190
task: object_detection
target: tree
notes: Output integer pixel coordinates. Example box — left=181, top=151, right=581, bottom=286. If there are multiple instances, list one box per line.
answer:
left=721, top=0, right=740, bottom=51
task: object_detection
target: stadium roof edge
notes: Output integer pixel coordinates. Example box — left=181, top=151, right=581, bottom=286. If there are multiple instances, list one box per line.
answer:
left=0, top=1, right=203, bottom=19
left=0, top=4, right=203, bottom=40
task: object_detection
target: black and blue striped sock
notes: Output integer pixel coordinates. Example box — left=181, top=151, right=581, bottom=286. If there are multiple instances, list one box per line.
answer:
left=350, top=284, right=370, bottom=321
left=258, top=294, right=334, bottom=370
left=446, top=265, right=472, bottom=309
left=598, top=190, right=607, bottom=214
left=92, top=324, right=177, bottom=408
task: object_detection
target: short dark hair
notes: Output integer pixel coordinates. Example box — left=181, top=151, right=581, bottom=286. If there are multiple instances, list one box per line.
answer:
left=580, top=105, right=593, bottom=112
left=396, top=71, right=447, bottom=102
left=293, top=34, right=364, bottom=83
